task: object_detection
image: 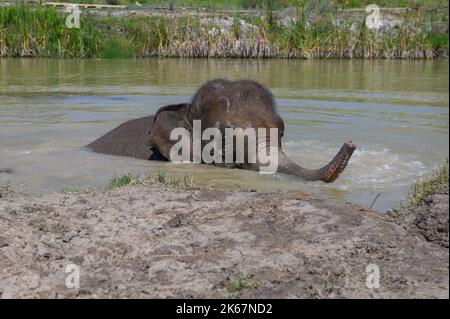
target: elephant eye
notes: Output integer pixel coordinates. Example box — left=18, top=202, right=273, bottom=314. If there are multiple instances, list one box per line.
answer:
left=280, top=131, right=284, bottom=137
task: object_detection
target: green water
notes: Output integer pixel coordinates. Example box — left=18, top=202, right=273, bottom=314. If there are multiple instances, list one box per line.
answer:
left=0, top=58, right=448, bottom=211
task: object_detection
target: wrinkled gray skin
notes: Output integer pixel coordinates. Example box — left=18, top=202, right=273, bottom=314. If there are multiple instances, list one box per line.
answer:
left=88, top=79, right=356, bottom=183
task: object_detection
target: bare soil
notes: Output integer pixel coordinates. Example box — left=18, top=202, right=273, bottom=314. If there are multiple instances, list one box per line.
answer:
left=389, top=186, right=449, bottom=249
left=0, top=183, right=448, bottom=298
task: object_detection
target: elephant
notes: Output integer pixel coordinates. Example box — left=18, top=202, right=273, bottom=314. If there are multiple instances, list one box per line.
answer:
left=87, top=79, right=356, bottom=183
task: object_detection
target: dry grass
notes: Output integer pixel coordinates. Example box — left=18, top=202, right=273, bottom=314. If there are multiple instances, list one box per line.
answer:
left=146, top=171, right=198, bottom=191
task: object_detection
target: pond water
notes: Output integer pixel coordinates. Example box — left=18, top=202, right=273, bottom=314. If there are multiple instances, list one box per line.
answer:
left=0, top=58, right=448, bottom=212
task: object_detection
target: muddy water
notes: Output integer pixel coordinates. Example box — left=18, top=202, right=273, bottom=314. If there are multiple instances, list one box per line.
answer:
left=0, top=58, right=448, bottom=211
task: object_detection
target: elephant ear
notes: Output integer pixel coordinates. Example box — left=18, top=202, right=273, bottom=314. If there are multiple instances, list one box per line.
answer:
left=148, top=103, right=191, bottom=160
left=153, top=103, right=191, bottom=122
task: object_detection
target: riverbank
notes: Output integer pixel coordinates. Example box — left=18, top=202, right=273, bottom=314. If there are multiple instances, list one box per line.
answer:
left=0, top=3, right=448, bottom=59
left=0, top=173, right=448, bottom=298
left=388, top=162, right=449, bottom=248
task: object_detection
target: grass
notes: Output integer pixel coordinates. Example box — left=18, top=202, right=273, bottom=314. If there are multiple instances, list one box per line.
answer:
left=0, top=4, right=99, bottom=58
left=49, top=0, right=291, bottom=10
left=6, top=207, right=18, bottom=216
left=225, top=275, right=258, bottom=294
left=61, top=0, right=449, bottom=10
left=0, top=182, right=13, bottom=199
left=105, top=171, right=198, bottom=190
left=149, top=171, right=196, bottom=190
left=107, top=173, right=139, bottom=189
left=0, top=3, right=447, bottom=58
left=408, top=161, right=448, bottom=206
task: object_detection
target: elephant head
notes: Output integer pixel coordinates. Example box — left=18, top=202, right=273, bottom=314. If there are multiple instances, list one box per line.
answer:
left=88, top=79, right=355, bottom=183
left=146, top=79, right=355, bottom=183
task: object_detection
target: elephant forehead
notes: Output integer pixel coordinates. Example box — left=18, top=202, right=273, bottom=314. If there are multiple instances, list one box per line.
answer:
left=213, top=82, right=224, bottom=89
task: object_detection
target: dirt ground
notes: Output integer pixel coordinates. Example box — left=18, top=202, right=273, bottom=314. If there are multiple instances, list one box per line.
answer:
left=388, top=186, right=449, bottom=248
left=0, top=182, right=448, bottom=299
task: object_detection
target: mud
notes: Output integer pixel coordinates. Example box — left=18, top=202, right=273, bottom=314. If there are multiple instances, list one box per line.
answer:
left=389, top=186, right=449, bottom=249
left=0, top=183, right=448, bottom=298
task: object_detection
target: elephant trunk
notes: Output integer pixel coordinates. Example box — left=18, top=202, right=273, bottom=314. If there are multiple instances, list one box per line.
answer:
left=276, top=141, right=356, bottom=183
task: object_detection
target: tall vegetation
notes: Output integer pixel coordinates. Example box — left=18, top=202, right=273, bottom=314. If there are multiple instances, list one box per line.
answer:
left=408, top=161, right=449, bottom=206
left=0, top=3, right=447, bottom=58
left=59, top=0, right=449, bottom=10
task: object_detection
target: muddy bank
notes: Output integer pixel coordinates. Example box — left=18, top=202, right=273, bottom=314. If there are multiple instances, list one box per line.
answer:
left=389, top=186, right=449, bottom=249
left=0, top=181, right=448, bottom=299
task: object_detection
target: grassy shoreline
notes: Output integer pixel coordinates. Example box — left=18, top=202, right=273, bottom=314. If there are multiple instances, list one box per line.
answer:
left=0, top=4, right=448, bottom=59
left=408, top=161, right=449, bottom=206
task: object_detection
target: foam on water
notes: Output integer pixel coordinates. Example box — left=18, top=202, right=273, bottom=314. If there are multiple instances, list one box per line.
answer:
left=283, top=140, right=431, bottom=191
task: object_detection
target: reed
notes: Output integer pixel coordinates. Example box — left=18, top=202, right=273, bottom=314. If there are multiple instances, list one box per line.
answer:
left=0, top=4, right=447, bottom=59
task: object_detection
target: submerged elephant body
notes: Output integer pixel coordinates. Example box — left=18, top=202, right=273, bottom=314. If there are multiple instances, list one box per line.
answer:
left=88, top=79, right=356, bottom=183
left=87, top=116, right=155, bottom=160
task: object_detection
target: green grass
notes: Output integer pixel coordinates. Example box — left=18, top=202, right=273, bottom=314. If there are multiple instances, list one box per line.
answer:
left=408, top=161, right=449, bottom=206
left=6, top=207, right=18, bottom=216
left=60, top=0, right=449, bottom=9
left=225, top=276, right=258, bottom=294
left=0, top=4, right=100, bottom=58
left=107, top=173, right=139, bottom=189
left=105, top=171, right=198, bottom=190
left=0, top=3, right=447, bottom=58
left=62, top=0, right=285, bottom=10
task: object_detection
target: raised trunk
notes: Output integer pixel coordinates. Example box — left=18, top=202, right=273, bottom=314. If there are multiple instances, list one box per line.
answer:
left=277, top=141, right=356, bottom=183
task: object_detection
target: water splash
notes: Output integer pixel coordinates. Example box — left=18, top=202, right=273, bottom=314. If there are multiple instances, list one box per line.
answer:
left=283, top=140, right=431, bottom=191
